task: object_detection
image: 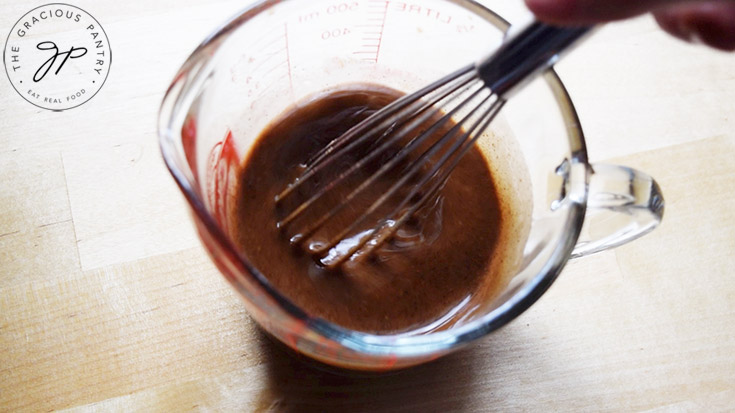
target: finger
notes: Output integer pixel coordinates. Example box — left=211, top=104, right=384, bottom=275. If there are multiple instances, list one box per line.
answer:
left=525, top=0, right=694, bottom=24
left=654, top=2, right=735, bottom=50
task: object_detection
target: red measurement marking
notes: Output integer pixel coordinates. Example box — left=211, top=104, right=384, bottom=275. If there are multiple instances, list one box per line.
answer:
left=326, top=1, right=358, bottom=14
left=181, top=115, right=198, bottom=181
left=298, top=2, right=357, bottom=23
left=456, top=24, right=475, bottom=33
left=253, top=73, right=288, bottom=101
left=320, top=27, right=351, bottom=40
left=247, top=49, right=286, bottom=74
left=283, top=22, right=294, bottom=96
left=372, top=0, right=388, bottom=63
left=298, top=11, right=320, bottom=23
left=206, top=130, right=239, bottom=232
left=390, top=2, right=453, bottom=24
left=353, top=0, right=389, bottom=63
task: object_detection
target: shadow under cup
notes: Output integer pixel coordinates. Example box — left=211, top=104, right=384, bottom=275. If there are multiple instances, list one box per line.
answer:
left=159, top=0, right=663, bottom=371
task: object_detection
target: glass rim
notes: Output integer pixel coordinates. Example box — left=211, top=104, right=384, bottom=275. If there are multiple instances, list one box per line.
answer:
left=158, top=0, right=589, bottom=358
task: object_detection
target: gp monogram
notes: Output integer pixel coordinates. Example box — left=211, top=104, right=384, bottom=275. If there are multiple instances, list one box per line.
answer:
left=3, top=3, right=111, bottom=111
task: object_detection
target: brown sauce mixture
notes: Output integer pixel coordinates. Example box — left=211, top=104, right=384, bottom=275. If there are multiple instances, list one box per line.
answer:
left=231, top=84, right=514, bottom=333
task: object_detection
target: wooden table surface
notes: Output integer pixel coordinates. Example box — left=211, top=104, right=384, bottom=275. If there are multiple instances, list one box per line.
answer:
left=2, top=1, right=734, bottom=411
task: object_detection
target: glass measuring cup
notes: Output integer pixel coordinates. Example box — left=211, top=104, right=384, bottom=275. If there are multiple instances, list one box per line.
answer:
left=159, top=0, right=664, bottom=371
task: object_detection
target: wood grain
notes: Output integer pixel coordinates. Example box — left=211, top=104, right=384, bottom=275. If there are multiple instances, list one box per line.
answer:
left=1, top=1, right=734, bottom=411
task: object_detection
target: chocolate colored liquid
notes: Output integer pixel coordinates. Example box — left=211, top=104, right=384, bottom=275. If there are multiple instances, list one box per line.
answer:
left=231, top=84, right=522, bottom=333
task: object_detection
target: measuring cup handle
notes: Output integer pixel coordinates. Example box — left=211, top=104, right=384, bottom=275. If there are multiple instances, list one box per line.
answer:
left=571, top=163, right=664, bottom=258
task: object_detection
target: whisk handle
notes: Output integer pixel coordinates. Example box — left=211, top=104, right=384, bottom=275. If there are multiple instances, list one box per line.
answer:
left=477, top=21, right=592, bottom=97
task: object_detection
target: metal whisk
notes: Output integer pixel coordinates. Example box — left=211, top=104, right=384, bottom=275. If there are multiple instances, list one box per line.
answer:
left=275, top=21, right=591, bottom=269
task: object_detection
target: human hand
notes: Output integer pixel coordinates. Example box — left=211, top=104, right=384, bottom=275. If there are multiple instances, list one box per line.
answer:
left=525, top=0, right=735, bottom=51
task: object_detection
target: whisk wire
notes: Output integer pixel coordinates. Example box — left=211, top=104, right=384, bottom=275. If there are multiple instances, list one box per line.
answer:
left=355, top=97, right=506, bottom=262
left=311, top=88, right=494, bottom=257
left=275, top=65, right=477, bottom=204
left=274, top=20, right=591, bottom=268
left=321, top=94, right=505, bottom=268
left=277, top=75, right=484, bottom=232
left=302, top=64, right=476, bottom=171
